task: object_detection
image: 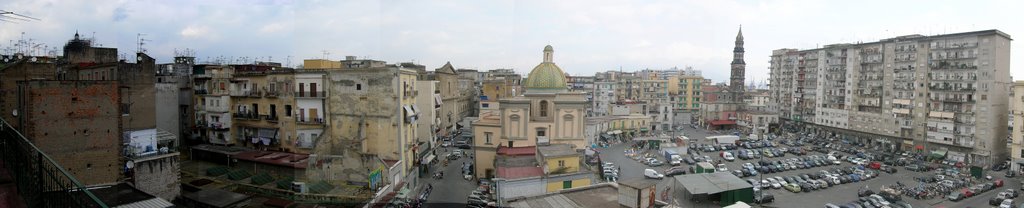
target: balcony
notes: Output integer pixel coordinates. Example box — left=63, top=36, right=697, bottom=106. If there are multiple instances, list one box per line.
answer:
left=210, top=122, right=230, bottom=131
left=266, top=115, right=279, bottom=123
left=295, top=91, right=326, bottom=99
left=205, top=105, right=229, bottom=113
left=0, top=118, right=107, bottom=207
left=194, top=89, right=209, bottom=95
left=233, top=111, right=260, bottom=120
left=264, top=90, right=280, bottom=98
left=297, top=117, right=326, bottom=125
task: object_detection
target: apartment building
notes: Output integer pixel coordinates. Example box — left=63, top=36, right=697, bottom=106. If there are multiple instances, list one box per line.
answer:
left=1011, top=81, right=1024, bottom=171
left=592, top=81, right=617, bottom=117
left=769, top=30, right=1012, bottom=165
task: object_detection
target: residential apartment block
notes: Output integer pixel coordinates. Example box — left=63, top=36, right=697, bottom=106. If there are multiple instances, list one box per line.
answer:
left=1011, top=81, right=1024, bottom=171
left=769, top=30, right=1012, bottom=165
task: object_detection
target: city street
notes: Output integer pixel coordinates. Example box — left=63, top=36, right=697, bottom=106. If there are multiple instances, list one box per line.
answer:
left=597, top=126, right=1020, bottom=208
left=419, top=146, right=480, bottom=207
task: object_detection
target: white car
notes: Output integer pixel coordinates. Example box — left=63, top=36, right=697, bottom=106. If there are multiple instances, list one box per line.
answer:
left=766, top=178, right=781, bottom=189
left=644, top=169, right=664, bottom=179
left=723, top=154, right=736, bottom=161
left=1000, top=199, right=1014, bottom=208
left=716, top=164, right=728, bottom=172
left=774, top=176, right=788, bottom=186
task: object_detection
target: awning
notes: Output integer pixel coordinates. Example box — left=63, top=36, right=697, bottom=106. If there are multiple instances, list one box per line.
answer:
left=710, top=120, right=737, bottom=126
left=640, top=128, right=649, bottom=132
left=421, top=154, right=436, bottom=165
left=613, top=130, right=623, bottom=134
left=411, top=105, right=421, bottom=115
left=916, top=145, right=924, bottom=150
left=893, top=99, right=911, bottom=105
left=258, top=128, right=278, bottom=145
left=434, top=94, right=443, bottom=106
left=930, top=149, right=948, bottom=159
left=403, top=105, right=415, bottom=117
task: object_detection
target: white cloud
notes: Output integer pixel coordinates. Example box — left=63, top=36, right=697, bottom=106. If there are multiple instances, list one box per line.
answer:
left=179, top=25, right=210, bottom=39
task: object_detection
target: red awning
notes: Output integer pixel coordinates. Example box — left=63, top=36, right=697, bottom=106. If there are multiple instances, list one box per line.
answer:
left=710, top=120, right=737, bottom=126
left=916, top=145, right=924, bottom=150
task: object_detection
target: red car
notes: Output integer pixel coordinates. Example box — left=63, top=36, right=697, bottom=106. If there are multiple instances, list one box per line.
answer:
left=868, top=161, right=882, bottom=170
left=963, top=188, right=975, bottom=197
left=995, top=179, right=1004, bottom=187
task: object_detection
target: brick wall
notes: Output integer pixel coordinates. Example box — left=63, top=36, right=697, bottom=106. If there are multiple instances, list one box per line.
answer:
left=19, top=80, right=121, bottom=186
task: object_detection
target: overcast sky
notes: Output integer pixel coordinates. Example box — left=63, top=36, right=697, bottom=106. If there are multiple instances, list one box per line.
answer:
left=2, top=0, right=1022, bottom=83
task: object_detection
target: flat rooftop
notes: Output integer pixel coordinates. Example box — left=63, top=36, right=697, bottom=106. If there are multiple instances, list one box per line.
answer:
left=506, top=183, right=619, bottom=208
left=673, top=172, right=752, bottom=195
left=538, top=144, right=576, bottom=158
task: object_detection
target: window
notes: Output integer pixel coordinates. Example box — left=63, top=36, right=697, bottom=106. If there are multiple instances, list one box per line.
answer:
left=563, top=180, right=572, bottom=189
left=356, top=84, right=362, bottom=90
left=537, top=129, right=546, bottom=136
left=485, top=132, right=493, bottom=144
left=539, top=100, right=548, bottom=117
left=285, top=105, right=292, bottom=117
left=482, top=103, right=489, bottom=108
left=558, top=160, right=565, bottom=167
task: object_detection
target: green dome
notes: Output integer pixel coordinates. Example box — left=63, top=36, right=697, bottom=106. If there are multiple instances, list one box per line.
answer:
left=524, top=45, right=567, bottom=91
left=525, top=62, right=567, bottom=89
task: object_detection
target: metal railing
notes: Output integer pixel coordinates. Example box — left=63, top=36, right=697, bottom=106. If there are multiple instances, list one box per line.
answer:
left=0, top=118, right=107, bottom=207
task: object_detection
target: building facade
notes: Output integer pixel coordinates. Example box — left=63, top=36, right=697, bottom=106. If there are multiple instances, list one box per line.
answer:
left=1010, top=81, right=1024, bottom=171
left=474, top=45, right=588, bottom=180
left=769, top=30, right=1012, bottom=165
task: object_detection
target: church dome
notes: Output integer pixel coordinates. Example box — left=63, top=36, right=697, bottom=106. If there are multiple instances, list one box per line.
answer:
left=524, top=45, right=567, bottom=91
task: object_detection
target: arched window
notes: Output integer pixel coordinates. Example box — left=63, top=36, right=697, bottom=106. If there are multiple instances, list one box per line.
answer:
left=540, top=100, right=548, bottom=117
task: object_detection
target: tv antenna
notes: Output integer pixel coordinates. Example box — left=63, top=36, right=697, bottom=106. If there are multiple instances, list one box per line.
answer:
left=0, top=10, right=40, bottom=23
left=137, top=33, right=149, bottom=54
left=321, top=50, right=330, bottom=60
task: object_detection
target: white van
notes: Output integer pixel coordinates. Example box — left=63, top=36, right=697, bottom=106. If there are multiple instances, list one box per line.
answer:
left=644, top=169, right=664, bottom=179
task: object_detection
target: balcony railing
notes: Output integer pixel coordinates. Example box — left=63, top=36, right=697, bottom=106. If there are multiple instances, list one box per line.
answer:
left=264, top=91, right=280, bottom=98
left=295, top=91, right=326, bottom=99
left=233, top=112, right=260, bottom=120
left=0, top=118, right=107, bottom=207
left=296, top=117, right=325, bottom=125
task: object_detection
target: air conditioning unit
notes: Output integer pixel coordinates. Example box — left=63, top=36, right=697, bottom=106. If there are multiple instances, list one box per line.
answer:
left=292, top=182, right=307, bottom=193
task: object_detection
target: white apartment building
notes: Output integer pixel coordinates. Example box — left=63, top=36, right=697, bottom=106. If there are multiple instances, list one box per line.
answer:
left=769, top=30, right=1012, bottom=166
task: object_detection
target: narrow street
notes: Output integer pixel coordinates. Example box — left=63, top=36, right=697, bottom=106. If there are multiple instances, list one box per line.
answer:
left=420, top=146, right=480, bottom=207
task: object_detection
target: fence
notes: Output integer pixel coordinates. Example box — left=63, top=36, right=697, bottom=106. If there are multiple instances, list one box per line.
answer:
left=0, top=118, right=107, bottom=207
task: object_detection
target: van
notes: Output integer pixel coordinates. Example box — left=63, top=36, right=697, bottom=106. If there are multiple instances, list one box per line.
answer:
left=644, top=169, right=664, bottom=179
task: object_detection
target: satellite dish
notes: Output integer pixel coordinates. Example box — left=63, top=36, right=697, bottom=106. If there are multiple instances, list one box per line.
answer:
left=137, top=56, right=142, bottom=61
left=12, top=109, right=17, bottom=117
left=30, top=57, right=37, bottom=62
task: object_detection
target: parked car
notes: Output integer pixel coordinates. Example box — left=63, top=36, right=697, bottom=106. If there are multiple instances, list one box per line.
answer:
left=947, top=192, right=964, bottom=201
left=784, top=183, right=801, bottom=192
left=665, top=167, right=687, bottom=176
left=644, top=169, right=664, bottom=179
left=753, top=193, right=775, bottom=203
left=1000, top=199, right=1014, bottom=208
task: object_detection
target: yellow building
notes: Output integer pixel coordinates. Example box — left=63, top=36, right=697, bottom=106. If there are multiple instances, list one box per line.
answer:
left=229, top=65, right=296, bottom=151
left=325, top=64, right=421, bottom=189
left=539, top=144, right=590, bottom=192
left=474, top=45, right=589, bottom=183
left=303, top=59, right=341, bottom=69
left=673, top=75, right=703, bottom=112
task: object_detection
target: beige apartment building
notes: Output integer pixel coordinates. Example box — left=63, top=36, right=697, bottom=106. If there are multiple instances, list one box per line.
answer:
left=1010, top=81, right=1024, bottom=171
left=769, top=30, right=1012, bottom=165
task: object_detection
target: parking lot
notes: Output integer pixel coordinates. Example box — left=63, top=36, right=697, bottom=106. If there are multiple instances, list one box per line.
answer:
left=595, top=126, right=1020, bottom=208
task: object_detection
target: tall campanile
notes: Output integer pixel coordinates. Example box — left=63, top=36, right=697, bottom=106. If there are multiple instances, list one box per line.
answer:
left=730, top=26, right=746, bottom=102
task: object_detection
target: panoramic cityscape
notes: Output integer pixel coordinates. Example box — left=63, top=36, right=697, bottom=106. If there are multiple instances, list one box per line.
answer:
left=2, top=1, right=1024, bottom=208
